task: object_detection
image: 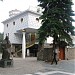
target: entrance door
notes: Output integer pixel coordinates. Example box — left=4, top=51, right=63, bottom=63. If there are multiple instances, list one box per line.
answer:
left=59, top=47, right=65, bottom=60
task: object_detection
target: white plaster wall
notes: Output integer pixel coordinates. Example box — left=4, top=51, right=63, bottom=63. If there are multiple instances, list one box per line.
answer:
left=28, top=12, right=41, bottom=29
left=4, top=13, right=28, bottom=44
left=10, top=33, right=22, bottom=44
left=72, top=36, right=75, bottom=45
left=15, top=13, right=29, bottom=31
left=4, top=21, right=22, bottom=44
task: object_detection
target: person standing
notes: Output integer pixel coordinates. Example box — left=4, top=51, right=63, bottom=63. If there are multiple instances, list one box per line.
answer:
left=51, top=48, right=58, bottom=65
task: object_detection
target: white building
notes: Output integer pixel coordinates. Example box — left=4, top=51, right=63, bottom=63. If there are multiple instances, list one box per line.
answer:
left=2, top=8, right=41, bottom=59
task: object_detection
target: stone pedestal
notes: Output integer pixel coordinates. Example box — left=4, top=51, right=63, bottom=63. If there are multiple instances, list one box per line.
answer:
left=0, top=59, right=13, bottom=68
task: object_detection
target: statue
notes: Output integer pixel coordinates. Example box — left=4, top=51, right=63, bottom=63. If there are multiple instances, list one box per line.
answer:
left=0, top=36, right=13, bottom=68
left=1, top=36, right=11, bottom=60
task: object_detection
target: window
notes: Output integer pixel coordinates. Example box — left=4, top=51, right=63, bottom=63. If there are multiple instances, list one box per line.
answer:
left=21, top=18, right=23, bottom=22
left=13, top=22, right=15, bottom=25
left=36, top=18, right=39, bottom=22
left=7, top=24, right=8, bottom=27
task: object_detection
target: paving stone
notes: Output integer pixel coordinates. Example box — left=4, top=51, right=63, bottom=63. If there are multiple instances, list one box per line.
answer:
left=0, top=57, right=75, bottom=75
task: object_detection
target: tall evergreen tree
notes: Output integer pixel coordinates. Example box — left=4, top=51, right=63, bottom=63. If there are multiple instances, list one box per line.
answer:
left=38, top=0, right=75, bottom=51
left=0, top=33, right=3, bottom=42
left=0, top=33, right=3, bottom=52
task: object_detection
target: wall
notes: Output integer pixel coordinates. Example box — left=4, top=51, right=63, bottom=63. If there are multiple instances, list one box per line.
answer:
left=37, top=48, right=53, bottom=61
left=4, top=12, right=29, bottom=44
left=28, top=12, right=41, bottom=29
left=65, top=47, right=75, bottom=60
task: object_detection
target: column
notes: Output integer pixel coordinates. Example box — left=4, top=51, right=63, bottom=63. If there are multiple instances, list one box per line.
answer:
left=22, top=30, right=26, bottom=59
left=29, top=33, right=31, bottom=43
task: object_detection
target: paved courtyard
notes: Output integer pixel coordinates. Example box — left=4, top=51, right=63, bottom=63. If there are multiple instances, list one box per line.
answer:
left=0, top=55, right=75, bottom=75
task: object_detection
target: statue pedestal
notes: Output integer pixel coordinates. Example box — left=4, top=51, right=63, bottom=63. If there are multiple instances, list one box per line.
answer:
left=0, top=59, right=13, bottom=68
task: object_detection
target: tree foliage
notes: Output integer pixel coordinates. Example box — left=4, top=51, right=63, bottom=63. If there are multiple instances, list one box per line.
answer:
left=0, top=33, right=3, bottom=42
left=38, top=0, right=75, bottom=47
left=0, top=33, right=3, bottom=52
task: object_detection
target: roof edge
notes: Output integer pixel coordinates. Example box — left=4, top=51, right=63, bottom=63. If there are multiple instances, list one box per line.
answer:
left=2, top=9, right=41, bottom=24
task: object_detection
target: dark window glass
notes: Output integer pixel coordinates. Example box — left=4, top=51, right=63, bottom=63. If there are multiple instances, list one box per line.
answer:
left=7, top=24, right=8, bottom=27
left=36, top=18, right=39, bottom=22
left=13, top=22, right=15, bottom=25
left=21, top=18, right=23, bottom=22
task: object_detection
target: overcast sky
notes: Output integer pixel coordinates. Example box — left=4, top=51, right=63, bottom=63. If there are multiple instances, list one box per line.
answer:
left=0, top=0, right=75, bottom=33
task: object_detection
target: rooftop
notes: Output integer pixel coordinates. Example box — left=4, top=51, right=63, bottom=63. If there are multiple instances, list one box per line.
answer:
left=2, top=7, right=42, bottom=23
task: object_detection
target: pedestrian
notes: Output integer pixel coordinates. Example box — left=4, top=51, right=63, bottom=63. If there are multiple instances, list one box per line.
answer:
left=51, top=49, right=58, bottom=65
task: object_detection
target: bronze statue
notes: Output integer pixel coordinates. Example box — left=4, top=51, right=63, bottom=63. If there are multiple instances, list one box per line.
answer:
left=0, top=36, right=13, bottom=68
left=1, top=36, right=11, bottom=60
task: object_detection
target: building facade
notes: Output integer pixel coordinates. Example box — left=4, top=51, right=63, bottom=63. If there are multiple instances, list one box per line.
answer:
left=2, top=9, right=41, bottom=59
left=2, top=8, right=75, bottom=60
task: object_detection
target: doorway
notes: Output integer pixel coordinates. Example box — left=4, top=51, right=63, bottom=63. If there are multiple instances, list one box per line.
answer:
left=59, top=47, right=65, bottom=60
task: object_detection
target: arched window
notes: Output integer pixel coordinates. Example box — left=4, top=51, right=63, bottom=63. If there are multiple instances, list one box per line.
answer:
left=13, top=22, right=15, bottom=25
left=36, top=18, right=39, bottom=22
left=21, top=18, right=23, bottom=23
left=7, top=24, right=8, bottom=27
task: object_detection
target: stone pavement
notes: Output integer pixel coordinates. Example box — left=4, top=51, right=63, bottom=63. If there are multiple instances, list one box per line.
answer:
left=0, top=56, right=75, bottom=75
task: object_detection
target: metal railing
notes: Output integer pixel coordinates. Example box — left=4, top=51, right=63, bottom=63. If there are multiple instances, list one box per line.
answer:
left=14, top=40, right=36, bottom=55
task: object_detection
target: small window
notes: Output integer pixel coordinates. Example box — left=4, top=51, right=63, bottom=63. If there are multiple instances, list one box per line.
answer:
left=21, top=18, right=23, bottom=22
left=8, top=33, right=9, bottom=37
left=13, top=22, right=15, bottom=25
left=7, top=24, right=8, bottom=27
left=36, top=18, right=39, bottom=22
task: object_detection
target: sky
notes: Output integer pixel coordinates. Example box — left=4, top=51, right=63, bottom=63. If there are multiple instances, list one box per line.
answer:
left=0, top=0, right=75, bottom=33
left=0, top=0, right=39, bottom=33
